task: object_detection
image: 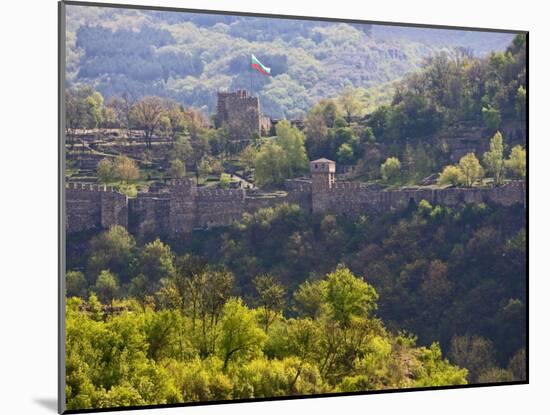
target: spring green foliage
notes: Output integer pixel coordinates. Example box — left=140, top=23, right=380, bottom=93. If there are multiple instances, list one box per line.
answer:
left=254, top=142, right=287, bottom=186
left=505, top=145, right=526, bottom=178
left=438, top=132, right=523, bottom=187
left=458, top=153, right=484, bottom=187
left=66, top=265, right=466, bottom=409
left=254, top=121, right=308, bottom=186
left=197, top=159, right=212, bottom=182
left=365, top=35, right=525, bottom=143
left=169, top=159, right=185, bottom=179
left=483, top=131, right=505, bottom=185
left=66, top=199, right=527, bottom=410
left=219, top=298, right=267, bottom=369
left=87, top=225, right=136, bottom=283
left=94, top=270, right=120, bottom=303
left=253, top=275, right=286, bottom=333
left=66, top=270, right=87, bottom=298
left=140, top=239, right=175, bottom=283
left=336, top=143, right=355, bottom=164
left=515, top=86, right=526, bottom=120
left=97, top=158, right=115, bottom=183
left=380, top=157, right=402, bottom=183
left=68, top=35, right=525, bottom=190
left=438, top=165, right=465, bottom=186
left=219, top=173, right=231, bottom=189
left=338, top=87, right=364, bottom=124
left=482, top=106, right=501, bottom=132
left=65, top=85, right=105, bottom=141
left=96, top=156, right=140, bottom=192
left=114, top=156, right=140, bottom=184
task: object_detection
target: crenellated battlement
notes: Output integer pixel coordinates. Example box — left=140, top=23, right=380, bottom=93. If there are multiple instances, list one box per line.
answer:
left=216, top=89, right=261, bottom=139
left=197, top=187, right=245, bottom=200
left=332, top=181, right=370, bottom=190
left=66, top=182, right=128, bottom=233
left=170, top=178, right=196, bottom=187
left=284, top=178, right=312, bottom=193
left=66, top=160, right=526, bottom=237
left=66, top=182, right=119, bottom=193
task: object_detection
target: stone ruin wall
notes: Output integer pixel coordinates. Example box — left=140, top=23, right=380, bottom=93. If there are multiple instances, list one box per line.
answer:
left=284, top=180, right=312, bottom=213
left=66, top=178, right=525, bottom=237
left=168, top=180, right=198, bottom=237
left=196, top=187, right=246, bottom=229
left=65, top=183, right=128, bottom=233
left=128, top=193, right=170, bottom=238
left=313, top=180, right=526, bottom=216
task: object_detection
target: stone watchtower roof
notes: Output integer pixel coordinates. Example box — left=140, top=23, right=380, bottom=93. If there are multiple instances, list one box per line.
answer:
left=310, top=158, right=335, bottom=164
left=310, top=158, right=336, bottom=173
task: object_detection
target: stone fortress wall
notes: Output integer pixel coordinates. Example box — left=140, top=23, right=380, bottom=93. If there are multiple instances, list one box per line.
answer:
left=310, top=159, right=526, bottom=215
left=66, top=159, right=526, bottom=238
left=66, top=183, right=128, bottom=233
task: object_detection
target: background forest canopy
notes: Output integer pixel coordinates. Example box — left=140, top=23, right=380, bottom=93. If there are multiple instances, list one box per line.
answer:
left=66, top=5, right=517, bottom=119
left=65, top=31, right=526, bottom=190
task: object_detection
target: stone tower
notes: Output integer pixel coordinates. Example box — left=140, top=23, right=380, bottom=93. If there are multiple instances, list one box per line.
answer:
left=216, top=90, right=260, bottom=140
left=169, top=179, right=198, bottom=236
left=310, top=158, right=335, bottom=214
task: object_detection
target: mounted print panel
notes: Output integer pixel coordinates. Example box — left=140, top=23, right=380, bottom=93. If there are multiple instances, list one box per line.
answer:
left=59, top=1, right=527, bottom=413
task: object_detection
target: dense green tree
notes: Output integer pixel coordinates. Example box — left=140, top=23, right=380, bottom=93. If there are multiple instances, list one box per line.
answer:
left=87, top=225, right=136, bottom=283
left=253, top=275, right=286, bottom=333
left=293, top=280, right=326, bottom=319
left=254, top=120, right=308, bottom=186
left=130, top=96, right=165, bottom=148
left=97, top=158, right=115, bottom=183
left=254, top=142, right=287, bottom=187
left=65, top=86, right=105, bottom=142
left=114, top=156, right=140, bottom=184
left=219, top=173, right=231, bottom=189
left=338, top=87, right=363, bottom=125
left=66, top=270, right=87, bottom=298
left=336, top=143, right=355, bottom=164
left=459, top=153, right=484, bottom=187
left=438, top=165, right=465, bottom=186
left=323, top=266, right=378, bottom=326
left=218, top=298, right=267, bottom=369
left=140, top=239, right=175, bottom=283
left=505, top=145, right=526, bottom=178
left=160, top=103, right=188, bottom=141
left=515, top=86, right=526, bottom=121
left=94, top=270, right=120, bottom=304
left=483, top=131, right=506, bottom=185
left=482, top=106, right=501, bottom=132
left=169, top=159, right=185, bottom=179
left=274, top=120, right=309, bottom=177
left=171, top=136, right=194, bottom=166
left=448, top=335, right=496, bottom=382
left=197, top=158, right=212, bottom=183
left=380, top=157, right=402, bottom=183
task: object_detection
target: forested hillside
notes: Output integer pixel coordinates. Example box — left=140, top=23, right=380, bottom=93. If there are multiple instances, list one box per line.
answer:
left=66, top=262, right=468, bottom=409
left=65, top=5, right=514, bottom=118
left=67, top=200, right=526, bottom=396
left=63, top=7, right=526, bottom=410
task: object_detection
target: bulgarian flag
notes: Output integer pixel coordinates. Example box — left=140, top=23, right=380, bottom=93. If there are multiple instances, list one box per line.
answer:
left=251, top=54, right=271, bottom=76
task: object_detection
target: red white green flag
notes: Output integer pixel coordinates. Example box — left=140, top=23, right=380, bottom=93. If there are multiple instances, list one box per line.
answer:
left=251, top=54, right=271, bottom=76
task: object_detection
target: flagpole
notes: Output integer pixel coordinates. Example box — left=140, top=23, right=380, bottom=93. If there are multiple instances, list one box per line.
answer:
left=249, top=57, right=253, bottom=96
